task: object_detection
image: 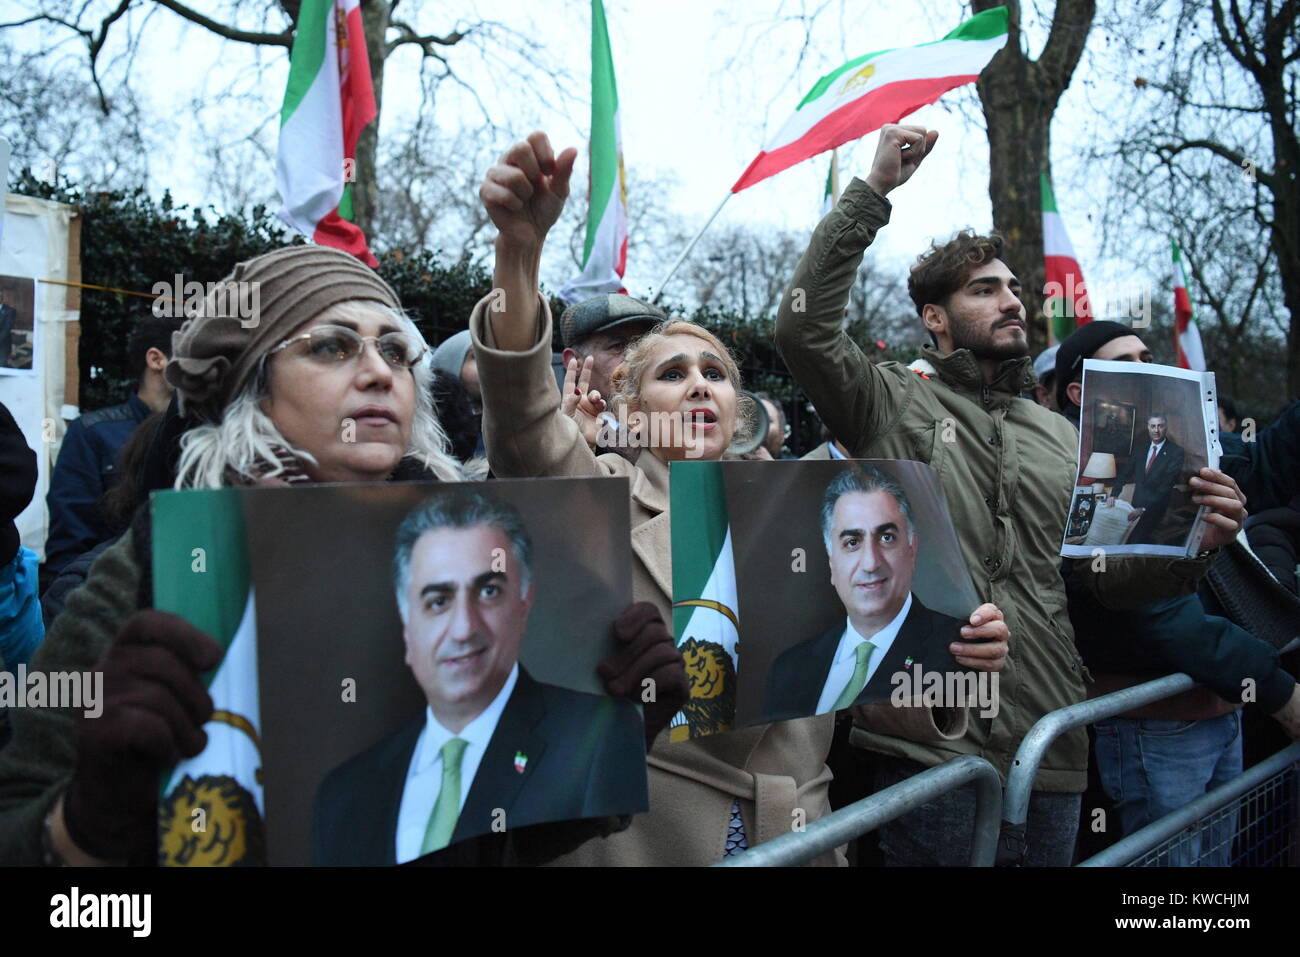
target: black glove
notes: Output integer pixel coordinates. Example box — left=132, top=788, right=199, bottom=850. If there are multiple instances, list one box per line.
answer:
left=63, top=610, right=222, bottom=863
left=598, top=602, right=688, bottom=749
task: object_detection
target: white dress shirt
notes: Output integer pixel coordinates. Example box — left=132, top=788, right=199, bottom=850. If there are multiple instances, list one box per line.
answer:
left=394, top=664, right=519, bottom=863
left=815, top=593, right=914, bottom=715
left=1145, top=439, right=1165, bottom=473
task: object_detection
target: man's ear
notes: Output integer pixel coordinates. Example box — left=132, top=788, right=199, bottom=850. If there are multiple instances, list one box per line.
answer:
left=1066, top=380, right=1083, bottom=408
left=921, top=304, right=947, bottom=342
left=562, top=347, right=578, bottom=369
left=146, top=347, right=169, bottom=372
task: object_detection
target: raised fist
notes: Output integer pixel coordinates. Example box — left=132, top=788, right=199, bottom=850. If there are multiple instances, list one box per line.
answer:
left=480, top=131, right=578, bottom=250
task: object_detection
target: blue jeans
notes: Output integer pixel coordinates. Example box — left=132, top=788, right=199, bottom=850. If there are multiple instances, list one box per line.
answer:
left=1093, top=712, right=1243, bottom=866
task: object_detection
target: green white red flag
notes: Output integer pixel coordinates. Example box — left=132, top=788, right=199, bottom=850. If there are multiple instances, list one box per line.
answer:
left=1173, top=240, right=1205, bottom=370
left=731, top=6, right=1008, bottom=193
left=561, top=0, right=628, bottom=304
left=1042, top=171, right=1092, bottom=343
left=276, top=0, right=378, bottom=267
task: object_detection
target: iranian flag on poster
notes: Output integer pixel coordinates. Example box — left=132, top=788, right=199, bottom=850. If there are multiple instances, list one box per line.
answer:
left=276, top=0, right=378, bottom=267
left=153, top=489, right=264, bottom=866
left=1173, top=240, right=1206, bottom=370
left=731, top=6, right=1008, bottom=193
left=668, top=462, right=739, bottom=741
left=560, top=0, right=629, bottom=304
left=1042, top=171, right=1092, bottom=343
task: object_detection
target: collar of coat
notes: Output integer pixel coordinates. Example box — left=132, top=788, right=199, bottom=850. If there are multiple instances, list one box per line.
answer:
left=629, top=446, right=670, bottom=514
left=920, top=343, right=1035, bottom=401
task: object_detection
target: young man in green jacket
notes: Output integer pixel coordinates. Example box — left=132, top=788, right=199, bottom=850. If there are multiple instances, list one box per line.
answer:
left=775, top=123, right=1247, bottom=866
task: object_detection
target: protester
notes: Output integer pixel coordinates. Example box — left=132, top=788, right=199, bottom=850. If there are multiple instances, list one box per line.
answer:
left=754, top=391, right=791, bottom=458
left=1218, top=394, right=1239, bottom=435
left=1031, top=344, right=1058, bottom=409
left=0, top=245, right=682, bottom=867
left=472, top=130, right=1009, bottom=866
left=1054, top=320, right=1297, bottom=865
left=560, top=294, right=664, bottom=407
left=430, top=369, right=485, bottom=469
left=0, top=401, right=41, bottom=671
left=1246, top=495, right=1300, bottom=595
left=44, top=317, right=180, bottom=577
left=775, top=124, right=1244, bottom=867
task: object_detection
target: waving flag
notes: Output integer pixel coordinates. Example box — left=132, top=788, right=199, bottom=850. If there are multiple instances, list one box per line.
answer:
left=560, top=0, right=629, bottom=304
left=731, top=6, right=1008, bottom=193
left=1042, top=172, right=1092, bottom=342
left=1173, top=240, right=1206, bottom=370
left=276, top=0, right=378, bottom=267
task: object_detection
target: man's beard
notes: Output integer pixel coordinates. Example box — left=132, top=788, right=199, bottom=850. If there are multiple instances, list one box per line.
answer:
left=947, top=308, right=1029, bottom=361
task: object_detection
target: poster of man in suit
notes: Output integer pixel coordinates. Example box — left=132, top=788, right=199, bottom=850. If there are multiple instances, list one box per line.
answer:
left=1061, top=360, right=1215, bottom=559
left=0, top=276, right=36, bottom=372
left=242, top=479, right=648, bottom=865
left=718, top=459, right=983, bottom=728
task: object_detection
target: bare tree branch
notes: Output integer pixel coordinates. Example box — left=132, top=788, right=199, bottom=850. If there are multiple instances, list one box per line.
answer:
left=152, top=0, right=292, bottom=46
left=385, top=18, right=468, bottom=57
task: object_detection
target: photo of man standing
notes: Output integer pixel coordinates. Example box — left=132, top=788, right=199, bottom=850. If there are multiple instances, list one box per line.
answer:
left=1115, top=413, right=1185, bottom=544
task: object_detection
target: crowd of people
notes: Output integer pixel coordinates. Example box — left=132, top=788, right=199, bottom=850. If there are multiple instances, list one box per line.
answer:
left=0, top=122, right=1296, bottom=867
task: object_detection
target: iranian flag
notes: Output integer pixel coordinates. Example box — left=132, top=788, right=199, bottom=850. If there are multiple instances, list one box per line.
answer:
left=668, top=462, right=739, bottom=742
left=731, top=6, right=1008, bottom=193
left=1042, top=172, right=1092, bottom=343
left=1173, top=240, right=1206, bottom=370
left=154, top=490, right=265, bottom=866
left=560, top=0, right=628, bottom=304
left=276, top=0, right=378, bottom=267
left=820, top=150, right=839, bottom=217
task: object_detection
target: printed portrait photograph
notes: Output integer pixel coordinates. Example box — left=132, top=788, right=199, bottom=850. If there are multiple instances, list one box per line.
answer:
left=241, top=477, right=647, bottom=865
left=718, top=459, right=981, bottom=729
left=0, top=275, right=36, bottom=373
left=1062, top=360, right=1214, bottom=558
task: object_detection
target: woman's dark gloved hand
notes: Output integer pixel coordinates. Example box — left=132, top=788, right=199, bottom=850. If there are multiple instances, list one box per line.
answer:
left=62, top=610, right=222, bottom=862
left=598, top=602, right=689, bottom=750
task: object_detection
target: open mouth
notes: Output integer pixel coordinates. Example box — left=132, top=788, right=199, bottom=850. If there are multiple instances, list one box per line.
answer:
left=352, top=406, right=398, bottom=426
left=686, top=409, right=717, bottom=429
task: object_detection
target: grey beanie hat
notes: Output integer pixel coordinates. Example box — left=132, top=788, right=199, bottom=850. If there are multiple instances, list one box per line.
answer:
left=430, top=329, right=473, bottom=381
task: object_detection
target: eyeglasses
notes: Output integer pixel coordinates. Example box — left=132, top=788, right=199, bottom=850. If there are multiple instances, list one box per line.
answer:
left=268, top=324, right=426, bottom=369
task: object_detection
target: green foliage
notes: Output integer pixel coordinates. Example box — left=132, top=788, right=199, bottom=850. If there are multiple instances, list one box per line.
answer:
left=11, top=172, right=913, bottom=454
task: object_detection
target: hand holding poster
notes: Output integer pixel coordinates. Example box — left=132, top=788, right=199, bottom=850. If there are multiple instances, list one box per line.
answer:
left=670, top=459, right=990, bottom=733
left=153, top=477, right=647, bottom=866
left=1060, top=359, right=1222, bottom=559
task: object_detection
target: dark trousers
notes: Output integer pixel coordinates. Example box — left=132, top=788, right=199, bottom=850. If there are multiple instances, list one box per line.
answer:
left=873, top=755, right=1081, bottom=867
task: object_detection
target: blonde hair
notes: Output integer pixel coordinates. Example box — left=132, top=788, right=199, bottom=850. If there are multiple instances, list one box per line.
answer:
left=174, top=303, right=463, bottom=488
left=609, top=319, right=755, bottom=448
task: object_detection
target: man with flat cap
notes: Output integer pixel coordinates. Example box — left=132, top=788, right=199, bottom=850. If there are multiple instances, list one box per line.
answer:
left=560, top=294, right=664, bottom=411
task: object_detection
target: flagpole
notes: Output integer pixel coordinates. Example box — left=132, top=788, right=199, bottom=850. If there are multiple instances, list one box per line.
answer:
left=650, top=192, right=732, bottom=304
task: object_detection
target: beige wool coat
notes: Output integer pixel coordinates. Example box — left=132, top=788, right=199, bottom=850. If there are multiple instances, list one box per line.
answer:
left=470, top=294, right=846, bottom=866
left=470, top=294, right=964, bottom=865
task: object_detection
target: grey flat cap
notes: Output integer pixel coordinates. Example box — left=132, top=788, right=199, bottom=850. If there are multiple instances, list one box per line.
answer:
left=558, top=294, right=666, bottom=348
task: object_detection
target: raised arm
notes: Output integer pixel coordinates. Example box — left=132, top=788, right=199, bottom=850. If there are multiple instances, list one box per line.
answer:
left=774, top=125, right=939, bottom=451
left=470, top=132, right=606, bottom=481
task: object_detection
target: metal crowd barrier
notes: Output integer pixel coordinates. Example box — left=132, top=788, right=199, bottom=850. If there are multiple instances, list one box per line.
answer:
left=714, top=754, right=1002, bottom=867
left=1078, top=742, right=1300, bottom=867
left=998, top=672, right=1198, bottom=865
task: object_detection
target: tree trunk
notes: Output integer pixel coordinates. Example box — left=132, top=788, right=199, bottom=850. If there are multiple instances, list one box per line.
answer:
left=978, top=57, right=1051, bottom=353
left=972, top=0, right=1095, bottom=355
left=353, top=0, right=391, bottom=241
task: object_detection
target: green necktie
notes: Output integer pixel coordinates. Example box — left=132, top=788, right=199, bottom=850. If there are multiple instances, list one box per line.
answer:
left=420, top=737, right=469, bottom=855
left=831, top=641, right=877, bottom=711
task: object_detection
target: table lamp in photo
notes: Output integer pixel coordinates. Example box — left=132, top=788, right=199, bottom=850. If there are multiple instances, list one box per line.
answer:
left=1082, top=452, right=1117, bottom=505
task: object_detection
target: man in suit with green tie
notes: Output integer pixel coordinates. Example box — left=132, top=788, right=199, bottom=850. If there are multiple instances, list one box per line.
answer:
left=761, top=464, right=969, bottom=723
left=312, top=489, right=646, bottom=865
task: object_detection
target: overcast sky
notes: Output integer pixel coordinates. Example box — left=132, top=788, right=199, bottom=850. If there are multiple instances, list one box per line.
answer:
left=2, top=0, right=1166, bottom=306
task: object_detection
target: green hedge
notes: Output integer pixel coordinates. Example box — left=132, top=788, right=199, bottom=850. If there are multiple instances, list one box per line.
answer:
left=14, top=173, right=883, bottom=452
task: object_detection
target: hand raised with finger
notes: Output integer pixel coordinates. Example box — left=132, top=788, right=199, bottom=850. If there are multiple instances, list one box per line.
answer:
left=480, top=130, right=578, bottom=250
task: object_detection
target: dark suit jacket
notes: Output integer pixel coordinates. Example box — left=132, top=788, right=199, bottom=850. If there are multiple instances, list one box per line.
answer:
left=1117, top=438, right=1185, bottom=511
left=311, top=667, right=647, bottom=865
left=760, top=598, right=965, bottom=724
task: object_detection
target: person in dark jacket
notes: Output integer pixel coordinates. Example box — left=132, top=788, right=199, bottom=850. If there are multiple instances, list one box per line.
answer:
left=43, top=317, right=179, bottom=576
left=1055, top=322, right=1299, bottom=865
left=1245, top=496, right=1300, bottom=596
left=0, top=401, right=41, bottom=751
